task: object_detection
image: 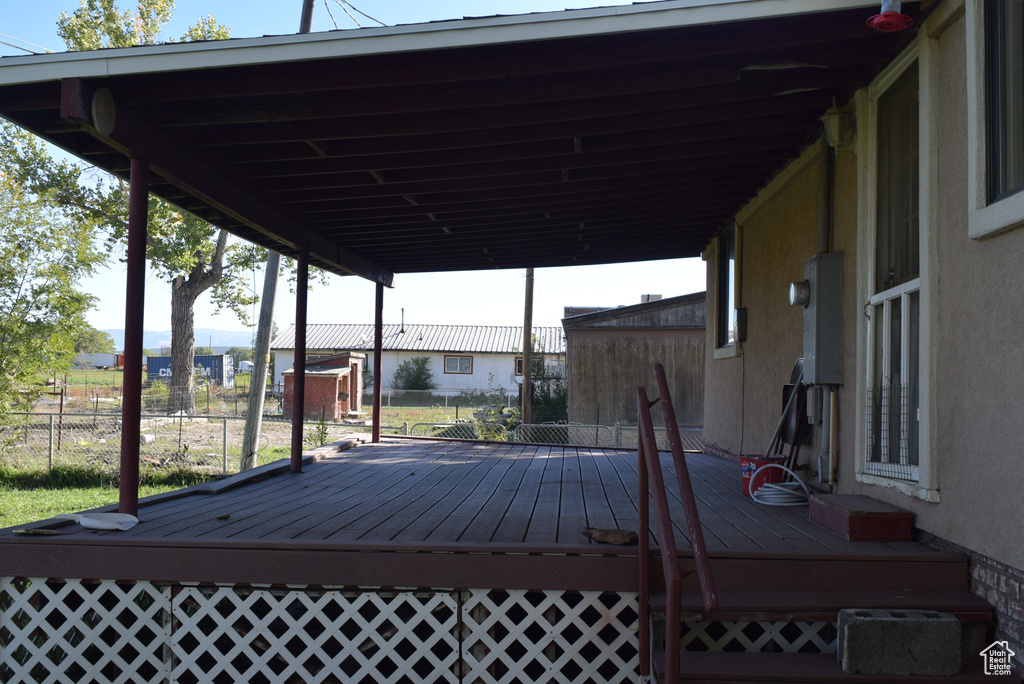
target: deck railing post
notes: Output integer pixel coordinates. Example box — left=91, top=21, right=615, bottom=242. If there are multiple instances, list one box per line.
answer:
left=654, top=363, right=718, bottom=614
left=638, top=430, right=651, bottom=679
left=638, top=387, right=682, bottom=684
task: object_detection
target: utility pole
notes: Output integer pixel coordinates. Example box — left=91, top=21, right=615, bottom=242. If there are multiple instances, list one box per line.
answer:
left=240, top=1, right=314, bottom=469
left=240, top=252, right=279, bottom=469
left=521, top=268, right=534, bottom=425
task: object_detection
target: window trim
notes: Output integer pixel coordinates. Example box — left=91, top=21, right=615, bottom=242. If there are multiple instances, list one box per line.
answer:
left=967, top=0, right=1024, bottom=239
left=443, top=355, right=473, bottom=374
left=855, top=39, right=939, bottom=502
left=514, top=356, right=523, bottom=376
left=712, top=224, right=741, bottom=359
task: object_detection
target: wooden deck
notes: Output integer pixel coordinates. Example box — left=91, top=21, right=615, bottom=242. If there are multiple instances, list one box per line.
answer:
left=0, top=437, right=971, bottom=594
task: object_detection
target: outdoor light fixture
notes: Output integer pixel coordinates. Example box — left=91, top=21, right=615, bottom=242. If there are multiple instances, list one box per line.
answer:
left=789, top=280, right=811, bottom=308
left=867, top=0, right=914, bottom=32
left=820, top=102, right=853, bottom=149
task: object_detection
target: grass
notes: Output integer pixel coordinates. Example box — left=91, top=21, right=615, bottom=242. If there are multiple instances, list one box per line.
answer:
left=0, top=463, right=218, bottom=528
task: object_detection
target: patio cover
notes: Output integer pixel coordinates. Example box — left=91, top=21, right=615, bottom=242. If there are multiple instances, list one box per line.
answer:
left=0, top=0, right=927, bottom=285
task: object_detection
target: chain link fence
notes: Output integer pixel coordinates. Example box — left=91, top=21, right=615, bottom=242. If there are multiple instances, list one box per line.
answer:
left=5, top=379, right=704, bottom=476
left=0, top=413, right=363, bottom=475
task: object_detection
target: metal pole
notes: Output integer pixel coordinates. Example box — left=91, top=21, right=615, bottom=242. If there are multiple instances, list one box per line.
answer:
left=289, top=250, right=309, bottom=472
left=299, top=0, right=315, bottom=33
left=240, top=251, right=280, bottom=469
left=119, top=157, right=149, bottom=516
left=372, top=281, right=384, bottom=442
left=521, top=268, right=534, bottom=425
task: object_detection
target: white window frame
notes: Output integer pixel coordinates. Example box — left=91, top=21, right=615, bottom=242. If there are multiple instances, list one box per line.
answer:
left=443, top=355, right=473, bottom=374
left=712, top=224, right=742, bottom=360
left=855, top=39, right=939, bottom=502
left=967, top=0, right=1024, bottom=238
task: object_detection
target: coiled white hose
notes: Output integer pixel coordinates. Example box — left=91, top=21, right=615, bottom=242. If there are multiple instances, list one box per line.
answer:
left=749, top=463, right=810, bottom=506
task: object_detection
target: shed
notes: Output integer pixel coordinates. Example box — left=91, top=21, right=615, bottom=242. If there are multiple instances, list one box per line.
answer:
left=282, top=352, right=364, bottom=421
left=562, top=292, right=705, bottom=427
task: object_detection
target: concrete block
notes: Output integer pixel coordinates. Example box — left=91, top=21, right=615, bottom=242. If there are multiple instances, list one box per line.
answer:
left=837, top=608, right=961, bottom=676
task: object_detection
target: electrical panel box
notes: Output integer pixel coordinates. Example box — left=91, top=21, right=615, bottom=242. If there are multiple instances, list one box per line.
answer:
left=803, top=253, right=843, bottom=385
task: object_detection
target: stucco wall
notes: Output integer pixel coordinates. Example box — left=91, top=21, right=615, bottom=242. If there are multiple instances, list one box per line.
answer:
left=566, top=329, right=704, bottom=426
left=703, top=8, right=1024, bottom=571
left=703, top=147, right=826, bottom=459
left=838, top=12, right=1024, bottom=572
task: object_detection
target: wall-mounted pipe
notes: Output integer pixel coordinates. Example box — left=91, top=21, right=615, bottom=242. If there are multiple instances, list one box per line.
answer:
left=817, top=135, right=836, bottom=485
left=818, top=137, right=833, bottom=254
left=819, top=387, right=832, bottom=484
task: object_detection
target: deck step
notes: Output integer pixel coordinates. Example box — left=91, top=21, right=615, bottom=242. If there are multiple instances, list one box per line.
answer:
left=810, top=493, right=913, bottom=541
left=653, top=589, right=993, bottom=623
left=652, top=651, right=992, bottom=682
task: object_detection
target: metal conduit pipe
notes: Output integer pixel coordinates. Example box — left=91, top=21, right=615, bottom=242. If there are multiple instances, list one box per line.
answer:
left=817, top=136, right=836, bottom=485
left=818, top=137, right=833, bottom=254
left=820, top=387, right=832, bottom=485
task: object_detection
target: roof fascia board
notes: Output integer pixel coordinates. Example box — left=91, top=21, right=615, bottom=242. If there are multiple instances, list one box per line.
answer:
left=1, top=0, right=881, bottom=85
left=562, top=292, right=706, bottom=329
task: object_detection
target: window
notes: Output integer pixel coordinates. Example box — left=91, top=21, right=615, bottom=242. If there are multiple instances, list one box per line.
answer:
left=444, top=355, right=472, bottom=374
left=716, top=224, right=737, bottom=349
left=515, top=357, right=523, bottom=376
left=967, top=0, right=1024, bottom=237
left=866, top=63, right=921, bottom=482
left=986, top=0, right=1024, bottom=203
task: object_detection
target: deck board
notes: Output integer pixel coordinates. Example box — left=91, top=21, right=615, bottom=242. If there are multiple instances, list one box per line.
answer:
left=4, top=438, right=948, bottom=560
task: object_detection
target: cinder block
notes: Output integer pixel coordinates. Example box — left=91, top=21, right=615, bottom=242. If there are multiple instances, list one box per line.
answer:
left=837, top=608, right=961, bottom=676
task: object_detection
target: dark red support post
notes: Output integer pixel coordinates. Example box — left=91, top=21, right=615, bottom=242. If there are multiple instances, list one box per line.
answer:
left=289, top=250, right=309, bottom=472
left=372, top=281, right=383, bottom=442
left=638, top=434, right=651, bottom=679
left=118, top=158, right=149, bottom=516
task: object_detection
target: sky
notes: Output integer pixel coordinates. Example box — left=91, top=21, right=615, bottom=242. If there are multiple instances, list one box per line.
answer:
left=0, top=0, right=706, bottom=334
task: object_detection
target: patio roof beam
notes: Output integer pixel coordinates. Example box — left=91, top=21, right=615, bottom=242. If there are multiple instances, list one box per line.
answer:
left=58, top=78, right=394, bottom=287
left=258, top=151, right=790, bottom=200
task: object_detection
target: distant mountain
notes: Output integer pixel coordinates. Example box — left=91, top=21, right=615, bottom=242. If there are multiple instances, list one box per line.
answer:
left=104, top=329, right=256, bottom=353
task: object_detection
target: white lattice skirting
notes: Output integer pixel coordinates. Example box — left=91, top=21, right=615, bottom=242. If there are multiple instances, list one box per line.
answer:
left=1, top=577, right=640, bottom=683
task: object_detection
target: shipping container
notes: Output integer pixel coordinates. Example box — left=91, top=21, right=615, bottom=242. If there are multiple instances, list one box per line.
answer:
left=146, top=354, right=234, bottom=388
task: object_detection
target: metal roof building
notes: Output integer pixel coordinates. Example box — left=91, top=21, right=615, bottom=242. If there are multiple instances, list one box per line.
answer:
left=271, top=324, right=566, bottom=355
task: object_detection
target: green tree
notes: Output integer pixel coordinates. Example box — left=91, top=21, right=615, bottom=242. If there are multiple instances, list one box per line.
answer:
left=227, top=346, right=253, bottom=364
left=74, top=325, right=116, bottom=354
left=0, top=174, right=104, bottom=413
left=194, top=346, right=216, bottom=357
left=391, top=357, right=437, bottom=390
left=2, top=0, right=261, bottom=416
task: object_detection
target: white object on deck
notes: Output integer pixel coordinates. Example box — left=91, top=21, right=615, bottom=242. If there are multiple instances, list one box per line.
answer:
left=55, top=512, right=139, bottom=530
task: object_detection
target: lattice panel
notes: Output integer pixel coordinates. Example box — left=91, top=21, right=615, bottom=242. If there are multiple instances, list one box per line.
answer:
left=0, top=577, right=170, bottom=684
left=460, top=589, right=640, bottom=683
left=680, top=620, right=838, bottom=653
left=170, top=585, right=460, bottom=684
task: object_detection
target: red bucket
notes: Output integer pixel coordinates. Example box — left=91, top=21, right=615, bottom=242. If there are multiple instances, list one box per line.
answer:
left=740, top=455, right=785, bottom=496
